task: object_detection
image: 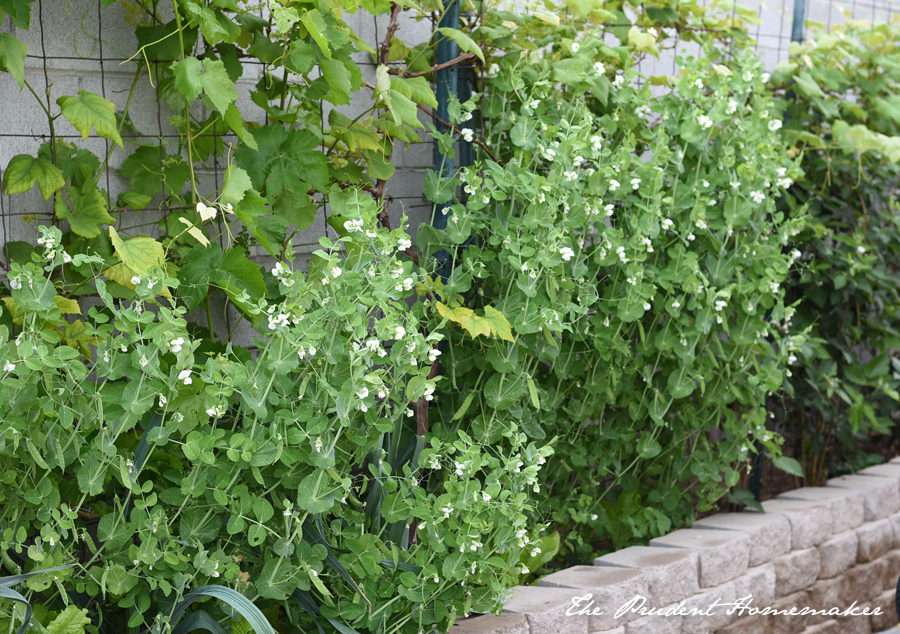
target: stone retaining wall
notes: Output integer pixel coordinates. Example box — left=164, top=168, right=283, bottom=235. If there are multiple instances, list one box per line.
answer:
left=453, top=458, right=900, bottom=634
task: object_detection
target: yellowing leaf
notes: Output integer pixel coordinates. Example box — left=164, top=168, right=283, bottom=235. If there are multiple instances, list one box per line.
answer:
left=483, top=305, right=514, bottom=342
left=534, top=11, right=560, bottom=26
left=2, top=154, right=65, bottom=200
left=108, top=227, right=165, bottom=276
left=179, top=217, right=210, bottom=246
left=434, top=302, right=491, bottom=339
left=57, top=320, right=102, bottom=359
left=57, top=91, right=123, bottom=148
left=54, top=296, right=81, bottom=315
left=2, top=295, right=80, bottom=325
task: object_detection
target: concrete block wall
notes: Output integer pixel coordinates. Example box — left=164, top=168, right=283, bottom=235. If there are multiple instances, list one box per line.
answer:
left=451, top=456, right=900, bottom=634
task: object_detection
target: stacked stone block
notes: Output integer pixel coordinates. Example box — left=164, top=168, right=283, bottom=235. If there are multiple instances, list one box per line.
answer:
left=450, top=470, right=900, bottom=634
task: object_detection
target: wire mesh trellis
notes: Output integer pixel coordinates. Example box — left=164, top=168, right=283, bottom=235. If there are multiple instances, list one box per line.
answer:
left=1, top=0, right=900, bottom=344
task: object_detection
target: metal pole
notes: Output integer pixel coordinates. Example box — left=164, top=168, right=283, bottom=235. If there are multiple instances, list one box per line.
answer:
left=432, top=0, right=461, bottom=281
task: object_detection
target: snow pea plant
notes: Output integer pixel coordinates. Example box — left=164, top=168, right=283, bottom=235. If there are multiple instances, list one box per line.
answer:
left=418, top=17, right=808, bottom=563
left=0, top=201, right=549, bottom=633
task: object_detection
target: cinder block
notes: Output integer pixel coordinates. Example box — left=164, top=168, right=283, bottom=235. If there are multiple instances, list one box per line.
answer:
left=805, top=577, right=845, bottom=625
left=828, top=474, right=900, bottom=521
left=733, top=563, right=777, bottom=609
left=779, top=485, right=865, bottom=532
left=765, top=590, right=810, bottom=634
left=887, top=511, right=900, bottom=548
left=503, top=586, right=590, bottom=634
left=452, top=614, right=529, bottom=634
left=773, top=548, right=821, bottom=597
left=648, top=528, right=750, bottom=587
left=715, top=615, right=767, bottom=634
left=843, top=559, right=888, bottom=603
left=817, top=530, right=859, bottom=579
left=882, top=549, right=900, bottom=589
left=620, top=608, right=680, bottom=634
left=833, top=602, right=873, bottom=634
left=593, top=546, right=699, bottom=605
left=857, top=463, right=900, bottom=479
left=750, top=499, right=833, bottom=550
left=868, top=588, right=897, bottom=632
left=677, top=580, right=737, bottom=634
left=799, top=621, right=840, bottom=634
left=856, top=519, right=894, bottom=563
left=692, top=511, right=791, bottom=566
left=536, top=566, right=649, bottom=632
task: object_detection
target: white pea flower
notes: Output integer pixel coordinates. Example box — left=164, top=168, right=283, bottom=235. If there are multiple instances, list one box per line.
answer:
left=694, top=78, right=703, bottom=89
left=461, top=129, right=474, bottom=143
left=697, top=114, right=712, bottom=129
left=768, top=119, right=782, bottom=131
left=743, top=70, right=754, bottom=82
left=788, top=354, right=797, bottom=364
left=178, top=369, right=192, bottom=385
left=423, top=384, right=436, bottom=402
left=397, top=237, right=412, bottom=251
left=612, top=75, right=624, bottom=89
left=169, top=337, right=184, bottom=353
left=687, top=233, right=696, bottom=241
left=9, top=279, right=21, bottom=290
left=662, top=218, right=674, bottom=230
left=564, top=170, right=578, bottom=182
left=486, top=63, right=500, bottom=78
left=560, top=247, right=575, bottom=261
left=139, top=357, right=148, bottom=368
left=643, top=302, right=651, bottom=311
left=357, top=387, right=369, bottom=400
left=395, top=326, right=406, bottom=339
left=571, top=42, right=580, bottom=53
left=428, top=348, right=442, bottom=363
left=608, top=179, right=620, bottom=192
left=672, top=301, right=681, bottom=309
left=857, top=246, right=866, bottom=254
left=750, top=191, right=766, bottom=204
left=3, top=363, right=14, bottom=373
left=761, top=72, right=770, bottom=83
left=542, top=147, right=556, bottom=161
left=330, top=266, right=342, bottom=278
left=159, top=395, right=167, bottom=407
left=631, top=178, right=641, bottom=190
left=131, top=276, right=141, bottom=286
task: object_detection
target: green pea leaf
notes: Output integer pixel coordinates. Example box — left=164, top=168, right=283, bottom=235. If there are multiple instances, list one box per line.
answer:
left=57, top=91, right=123, bottom=148
left=2, top=154, right=65, bottom=200
left=297, top=472, right=335, bottom=514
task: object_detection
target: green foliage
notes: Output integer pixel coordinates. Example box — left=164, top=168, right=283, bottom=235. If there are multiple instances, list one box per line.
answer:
left=771, top=20, right=900, bottom=483
left=418, top=2, right=804, bottom=564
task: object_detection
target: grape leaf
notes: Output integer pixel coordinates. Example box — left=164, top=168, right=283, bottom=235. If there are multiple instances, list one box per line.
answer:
left=2, top=154, right=65, bottom=200
left=119, top=145, right=191, bottom=199
left=57, top=91, right=123, bottom=148
left=46, top=605, right=91, bottom=634
left=220, top=166, right=252, bottom=206
left=172, top=57, right=238, bottom=116
left=436, top=27, right=484, bottom=62
left=483, top=306, right=515, bottom=342
left=55, top=187, right=116, bottom=239
left=0, top=33, right=27, bottom=89
left=0, top=0, right=32, bottom=29
left=108, top=227, right=164, bottom=277
left=176, top=244, right=266, bottom=318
